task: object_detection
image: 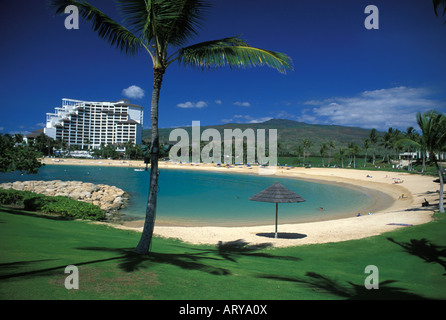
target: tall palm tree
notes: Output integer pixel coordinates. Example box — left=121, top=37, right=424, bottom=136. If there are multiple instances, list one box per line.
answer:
left=363, top=138, right=370, bottom=168
left=319, top=143, right=327, bottom=167
left=327, top=140, right=335, bottom=167
left=49, top=0, right=293, bottom=254
left=338, top=147, right=346, bottom=168
left=302, top=138, right=312, bottom=165
left=416, top=111, right=446, bottom=213
left=348, top=142, right=360, bottom=168
left=369, top=128, right=379, bottom=165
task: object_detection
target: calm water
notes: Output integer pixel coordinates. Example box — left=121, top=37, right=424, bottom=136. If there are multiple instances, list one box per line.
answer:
left=0, top=165, right=375, bottom=226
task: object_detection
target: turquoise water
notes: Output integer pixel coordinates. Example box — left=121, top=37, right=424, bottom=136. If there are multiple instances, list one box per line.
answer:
left=0, top=165, right=375, bottom=226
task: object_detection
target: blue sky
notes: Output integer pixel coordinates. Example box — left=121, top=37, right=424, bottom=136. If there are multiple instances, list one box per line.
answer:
left=1, top=0, right=446, bottom=136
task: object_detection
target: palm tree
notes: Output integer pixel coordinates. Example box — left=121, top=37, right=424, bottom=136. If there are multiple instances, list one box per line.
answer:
left=295, top=145, right=304, bottom=164
left=396, top=127, right=420, bottom=172
left=302, top=139, right=312, bottom=165
left=327, top=140, right=335, bottom=167
left=13, top=134, right=24, bottom=145
left=49, top=0, right=293, bottom=254
left=319, top=143, right=327, bottom=167
left=348, top=142, right=361, bottom=168
left=369, top=128, right=379, bottom=165
left=338, top=147, right=346, bottom=168
left=381, top=128, right=401, bottom=164
left=416, top=111, right=446, bottom=213
left=363, top=138, right=370, bottom=168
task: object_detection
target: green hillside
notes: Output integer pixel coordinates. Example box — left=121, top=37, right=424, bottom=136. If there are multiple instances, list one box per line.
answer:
left=142, top=119, right=382, bottom=156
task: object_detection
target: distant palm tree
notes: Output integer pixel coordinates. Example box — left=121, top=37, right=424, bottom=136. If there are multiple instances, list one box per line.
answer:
left=319, top=143, right=327, bottom=167
left=363, top=138, right=370, bottom=168
left=348, top=142, right=361, bottom=168
left=302, top=138, right=312, bottom=165
left=327, top=140, right=335, bottom=167
left=396, top=127, right=420, bottom=172
left=50, top=0, right=293, bottom=254
left=416, top=111, right=446, bottom=213
left=12, top=134, right=24, bottom=147
left=338, top=147, right=346, bottom=168
left=369, top=128, right=379, bottom=165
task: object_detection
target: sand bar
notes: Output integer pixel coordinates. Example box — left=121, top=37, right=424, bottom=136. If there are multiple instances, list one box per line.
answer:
left=40, top=158, right=439, bottom=247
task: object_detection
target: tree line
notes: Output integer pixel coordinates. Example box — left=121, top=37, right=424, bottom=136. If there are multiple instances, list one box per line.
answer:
left=293, top=113, right=444, bottom=172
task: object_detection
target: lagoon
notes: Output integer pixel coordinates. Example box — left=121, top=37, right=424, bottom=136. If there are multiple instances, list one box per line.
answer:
left=0, top=165, right=376, bottom=226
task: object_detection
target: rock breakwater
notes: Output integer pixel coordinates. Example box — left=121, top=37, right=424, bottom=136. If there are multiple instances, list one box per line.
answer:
left=0, top=180, right=128, bottom=218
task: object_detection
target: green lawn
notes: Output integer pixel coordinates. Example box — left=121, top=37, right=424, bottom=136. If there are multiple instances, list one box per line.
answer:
left=0, top=205, right=445, bottom=300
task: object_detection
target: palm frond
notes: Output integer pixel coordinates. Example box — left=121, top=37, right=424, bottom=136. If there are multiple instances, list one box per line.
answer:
left=116, top=0, right=148, bottom=36
left=117, top=0, right=210, bottom=48
left=48, top=0, right=144, bottom=55
left=161, top=0, right=211, bottom=47
left=433, top=0, right=446, bottom=16
left=176, top=36, right=293, bottom=74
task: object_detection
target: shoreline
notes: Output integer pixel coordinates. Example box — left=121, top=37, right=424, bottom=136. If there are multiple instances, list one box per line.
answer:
left=40, top=157, right=439, bottom=247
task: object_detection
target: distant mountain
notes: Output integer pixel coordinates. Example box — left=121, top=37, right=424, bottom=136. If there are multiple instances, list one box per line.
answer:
left=142, top=119, right=382, bottom=155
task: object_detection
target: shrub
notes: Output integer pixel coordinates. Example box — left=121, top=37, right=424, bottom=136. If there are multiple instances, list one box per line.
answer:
left=23, top=193, right=50, bottom=211
left=0, top=188, right=105, bottom=221
left=0, top=188, right=27, bottom=206
left=41, top=196, right=105, bottom=221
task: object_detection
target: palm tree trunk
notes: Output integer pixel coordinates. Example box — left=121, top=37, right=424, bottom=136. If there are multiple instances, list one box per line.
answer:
left=433, top=159, right=445, bottom=213
left=364, top=151, right=368, bottom=168
left=135, top=68, right=165, bottom=254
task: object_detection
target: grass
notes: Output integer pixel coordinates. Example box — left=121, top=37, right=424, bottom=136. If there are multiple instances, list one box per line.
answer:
left=0, top=205, right=445, bottom=300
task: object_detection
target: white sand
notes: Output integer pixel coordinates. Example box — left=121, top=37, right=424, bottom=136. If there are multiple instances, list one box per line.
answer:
left=41, top=158, right=439, bottom=247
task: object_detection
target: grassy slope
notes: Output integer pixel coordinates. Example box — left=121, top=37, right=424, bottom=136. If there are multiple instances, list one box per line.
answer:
left=0, top=206, right=445, bottom=300
left=145, top=119, right=377, bottom=155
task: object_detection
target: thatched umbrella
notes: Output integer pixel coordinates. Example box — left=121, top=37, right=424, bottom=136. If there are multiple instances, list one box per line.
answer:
left=249, top=182, right=305, bottom=238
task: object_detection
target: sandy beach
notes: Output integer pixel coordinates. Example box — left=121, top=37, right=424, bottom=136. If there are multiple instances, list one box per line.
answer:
left=41, top=157, right=439, bottom=247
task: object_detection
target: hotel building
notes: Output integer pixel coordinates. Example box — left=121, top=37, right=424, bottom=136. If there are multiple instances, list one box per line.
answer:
left=44, top=98, right=143, bottom=150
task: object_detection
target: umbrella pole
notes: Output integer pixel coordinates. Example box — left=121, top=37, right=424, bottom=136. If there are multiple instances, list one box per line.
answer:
left=275, top=202, right=278, bottom=239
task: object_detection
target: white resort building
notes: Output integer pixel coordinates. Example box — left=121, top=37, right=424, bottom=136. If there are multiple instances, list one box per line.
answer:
left=44, top=98, right=143, bottom=150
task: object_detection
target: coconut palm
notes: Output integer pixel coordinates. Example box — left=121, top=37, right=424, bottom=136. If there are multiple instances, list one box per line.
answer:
left=327, top=140, right=335, bottom=167
left=348, top=142, right=361, bottom=168
left=363, top=138, right=370, bottom=168
left=338, top=147, right=346, bottom=168
left=416, top=111, right=446, bottom=213
left=302, top=138, right=312, bottom=165
left=319, top=143, right=327, bottom=167
left=49, top=0, right=293, bottom=254
left=369, top=128, right=379, bottom=165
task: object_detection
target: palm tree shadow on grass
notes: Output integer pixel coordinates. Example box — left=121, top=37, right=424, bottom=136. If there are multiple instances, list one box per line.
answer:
left=0, top=247, right=229, bottom=280
left=258, top=272, right=430, bottom=300
left=76, top=247, right=231, bottom=275
left=172, top=239, right=301, bottom=263
left=387, top=237, right=446, bottom=276
left=0, top=239, right=300, bottom=281
left=77, top=239, right=300, bottom=275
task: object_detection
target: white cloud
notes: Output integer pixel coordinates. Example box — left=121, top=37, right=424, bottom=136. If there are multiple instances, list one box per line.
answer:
left=301, top=86, right=445, bottom=130
left=215, top=100, right=223, bottom=105
left=122, top=85, right=145, bottom=99
left=176, top=101, right=208, bottom=109
left=221, top=115, right=272, bottom=124
left=9, top=130, right=31, bottom=136
left=233, top=101, right=251, bottom=107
